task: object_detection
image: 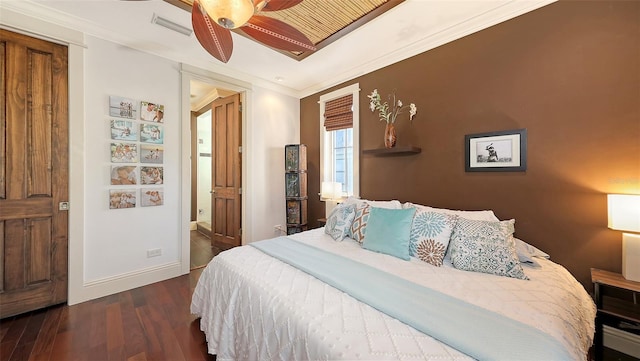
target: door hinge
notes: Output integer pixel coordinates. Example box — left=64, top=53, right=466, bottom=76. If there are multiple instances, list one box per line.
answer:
left=239, top=188, right=242, bottom=195
left=239, top=103, right=242, bottom=112
left=239, top=146, right=242, bottom=153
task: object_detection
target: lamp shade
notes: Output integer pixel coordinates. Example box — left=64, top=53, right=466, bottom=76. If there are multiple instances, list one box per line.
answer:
left=199, top=0, right=255, bottom=29
left=608, top=194, right=640, bottom=233
left=320, top=181, right=342, bottom=201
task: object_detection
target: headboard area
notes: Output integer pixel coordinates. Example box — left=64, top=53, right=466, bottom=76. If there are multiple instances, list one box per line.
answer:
left=300, top=0, right=640, bottom=290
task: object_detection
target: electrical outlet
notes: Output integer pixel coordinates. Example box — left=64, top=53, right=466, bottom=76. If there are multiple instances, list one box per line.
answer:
left=274, top=225, right=285, bottom=234
left=147, top=248, right=161, bottom=258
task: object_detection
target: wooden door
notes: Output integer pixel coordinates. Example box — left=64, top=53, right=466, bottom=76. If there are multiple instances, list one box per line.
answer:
left=0, top=30, right=69, bottom=318
left=211, top=94, right=241, bottom=247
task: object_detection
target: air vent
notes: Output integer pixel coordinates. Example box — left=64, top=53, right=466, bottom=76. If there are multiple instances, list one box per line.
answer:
left=151, top=14, right=192, bottom=36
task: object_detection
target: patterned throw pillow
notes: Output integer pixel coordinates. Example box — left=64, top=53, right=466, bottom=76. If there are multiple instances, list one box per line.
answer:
left=349, top=203, right=370, bottom=244
left=324, top=204, right=356, bottom=241
left=408, top=209, right=458, bottom=266
left=449, top=218, right=529, bottom=280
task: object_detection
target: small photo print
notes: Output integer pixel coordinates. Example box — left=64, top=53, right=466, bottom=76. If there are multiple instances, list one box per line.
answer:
left=110, top=119, right=138, bottom=141
left=140, top=166, right=163, bottom=185
left=111, top=142, right=138, bottom=163
left=109, top=96, right=137, bottom=119
left=140, top=145, right=163, bottom=164
left=140, top=101, right=165, bottom=123
left=109, top=189, right=136, bottom=209
left=475, top=139, right=513, bottom=163
left=140, top=188, right=163, bottom=207
left=139, top=123, right=163, bottom=144
left=111, top=165, right=137, bottom=185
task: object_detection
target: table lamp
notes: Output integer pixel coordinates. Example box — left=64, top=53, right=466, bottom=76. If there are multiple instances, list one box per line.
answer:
left=320, top=181, right=342, bottom=201
left=608, top=194, right=640, bottom=282
left=320, top=181, right=342, bottom=215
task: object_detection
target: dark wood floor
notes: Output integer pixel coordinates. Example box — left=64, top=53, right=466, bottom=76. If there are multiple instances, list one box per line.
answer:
left=1, top=268, right=213, bottom=361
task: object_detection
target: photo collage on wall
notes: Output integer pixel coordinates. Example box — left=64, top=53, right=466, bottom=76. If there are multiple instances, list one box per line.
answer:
left=108, top=96, right=165, bottom=209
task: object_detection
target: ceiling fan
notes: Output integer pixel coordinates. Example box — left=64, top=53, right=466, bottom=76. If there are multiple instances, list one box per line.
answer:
left=192, top=0, right=316, bottom=63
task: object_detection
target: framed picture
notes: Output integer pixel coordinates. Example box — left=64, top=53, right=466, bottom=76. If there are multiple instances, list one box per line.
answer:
left=110, top=142, right=138, bottom=163
left=285, top=144, right=307, bottom=172
left=285, top=172, right=307, bottom=198
left=139, top=123, right=163, bottom=144
left=140, top=188, right=164, bottom=207
left=465, top=129, right=527, bottom=172
left=110, top=119, right=138, bottom=141
left=110, top=165, right=137, bottom=185
left=140, top=166, right=163, bottom=185
left=109, top=189, right=136, bottom=209
left=140, top=101, right=164, bottom=123
left=140, top=144, right=163, bottom=164
left=109, top=96, right=137, bottom=119
left=286, top=198, right=308, bottom=224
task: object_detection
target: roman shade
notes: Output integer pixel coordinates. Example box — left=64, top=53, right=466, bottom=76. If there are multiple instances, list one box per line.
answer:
left=324, top=94, right=353, bottom=131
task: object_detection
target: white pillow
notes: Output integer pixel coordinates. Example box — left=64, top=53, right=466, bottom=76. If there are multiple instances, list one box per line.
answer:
left=366, top=199, right=402, bottom=209
left=344, top=197, right=402, bottom=209
left=514, top=238, right=550, bottom=267
left=404, top=202, right=498, bottom=222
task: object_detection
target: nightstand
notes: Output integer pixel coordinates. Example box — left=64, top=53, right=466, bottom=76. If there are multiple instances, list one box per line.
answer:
left=591, top=268, right=640, bottom=361
left=317, top=218, right=326, bottom=227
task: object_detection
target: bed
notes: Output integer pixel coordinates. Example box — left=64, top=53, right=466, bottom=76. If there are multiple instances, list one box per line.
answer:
left=191, top=200, right=596, bottom=360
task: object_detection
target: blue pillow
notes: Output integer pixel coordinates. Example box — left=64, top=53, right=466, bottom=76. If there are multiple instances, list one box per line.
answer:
left=362, top=207, right=416, bottom=260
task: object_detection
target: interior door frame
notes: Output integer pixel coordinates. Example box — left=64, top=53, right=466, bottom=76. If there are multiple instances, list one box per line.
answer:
left=179, top=64, right=251, bottom=274
left=191, top=101, right=213, bottom=233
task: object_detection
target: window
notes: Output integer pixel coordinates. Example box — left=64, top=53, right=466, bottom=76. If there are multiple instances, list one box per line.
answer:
left=320, top=83, right=359, bottom=198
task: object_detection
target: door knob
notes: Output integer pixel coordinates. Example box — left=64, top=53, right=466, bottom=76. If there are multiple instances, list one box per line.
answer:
left=210, top=190, right=215, bottom=194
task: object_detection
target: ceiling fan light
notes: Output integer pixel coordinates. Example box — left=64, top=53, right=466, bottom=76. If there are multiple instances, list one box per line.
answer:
left=254, top=0, right=268, bottom=12
left=200, top=0, right=255, bottom=29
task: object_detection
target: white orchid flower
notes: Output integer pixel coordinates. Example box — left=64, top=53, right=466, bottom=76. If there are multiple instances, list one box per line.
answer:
left=368, top=89, right=417, bottom=124
left=409, top=103, right=417, bottom=120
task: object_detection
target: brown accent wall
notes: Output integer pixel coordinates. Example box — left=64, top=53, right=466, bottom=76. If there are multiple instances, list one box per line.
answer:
left=300, top=0, right=640, bottom=289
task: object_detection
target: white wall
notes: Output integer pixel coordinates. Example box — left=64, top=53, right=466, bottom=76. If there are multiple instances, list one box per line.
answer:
left=83, top=36, right=182, bottom=282
left=196, top=111, right=212, bottom=225
left=248, top=87, right=300, bottom=241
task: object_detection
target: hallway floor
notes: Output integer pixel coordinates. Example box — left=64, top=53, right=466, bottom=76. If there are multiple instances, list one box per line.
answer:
left=189, top=230, right=219, bottom=270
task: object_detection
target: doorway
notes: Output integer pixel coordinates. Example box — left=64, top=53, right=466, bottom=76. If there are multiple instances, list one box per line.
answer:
left=189, top=82, right=241, bottom=269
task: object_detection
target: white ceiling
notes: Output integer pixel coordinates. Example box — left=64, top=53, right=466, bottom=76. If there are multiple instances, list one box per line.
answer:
left=1, top=0, right=554, bottom=98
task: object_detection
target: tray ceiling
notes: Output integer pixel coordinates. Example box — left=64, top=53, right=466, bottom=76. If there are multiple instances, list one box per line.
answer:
left=164, top=0, right=404, bottom=60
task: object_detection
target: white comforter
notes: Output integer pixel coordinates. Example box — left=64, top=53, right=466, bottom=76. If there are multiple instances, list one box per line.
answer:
left=191, top=228, right=595, bottom=360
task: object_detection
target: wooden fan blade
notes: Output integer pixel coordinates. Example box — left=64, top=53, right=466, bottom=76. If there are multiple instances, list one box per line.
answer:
left=242, top=15, right=315, bottom=52
left=260, top=0, right=302, bottom=12
left=192, top=0, right=234, bottom=63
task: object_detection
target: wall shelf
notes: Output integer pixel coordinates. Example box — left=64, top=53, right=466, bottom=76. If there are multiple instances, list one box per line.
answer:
left=362, top=146, right=421, bottom=156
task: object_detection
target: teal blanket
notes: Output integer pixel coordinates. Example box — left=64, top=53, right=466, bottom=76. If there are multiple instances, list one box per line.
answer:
left=251, top=237, right=571, bottom=361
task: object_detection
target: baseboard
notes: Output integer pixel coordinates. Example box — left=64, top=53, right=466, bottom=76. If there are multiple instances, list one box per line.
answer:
left=68, top=261, right=182, bottom=305
left=604, top=325, right=640, bottom=359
